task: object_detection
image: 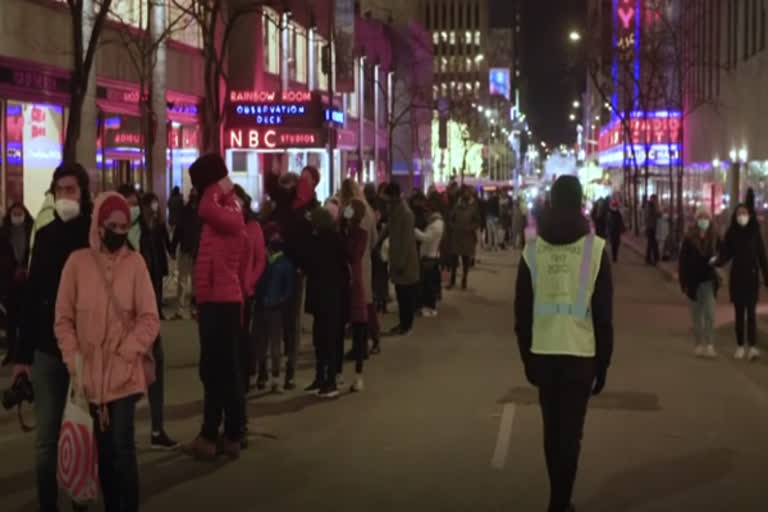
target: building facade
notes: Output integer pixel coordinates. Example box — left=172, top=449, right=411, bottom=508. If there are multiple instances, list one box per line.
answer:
left=0, top=0, right=407, bottom=213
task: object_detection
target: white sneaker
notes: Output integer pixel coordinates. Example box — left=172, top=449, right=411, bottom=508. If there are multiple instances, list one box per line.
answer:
left=423, top=308, right=438, bottom=318
left=694, top=345, right=705, bottom=357
left=748, top=347, right=761, bottom=361
left=705, top=345, right=717, bottom=358
left=350, top=377, right=364, bottom=392
left=735, top=346, right=746, bottom=360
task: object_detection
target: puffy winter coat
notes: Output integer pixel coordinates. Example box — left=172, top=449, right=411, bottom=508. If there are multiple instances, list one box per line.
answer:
left=55, top=192, right=159, bottom=405
left=194, top=183, right=251, bottom=304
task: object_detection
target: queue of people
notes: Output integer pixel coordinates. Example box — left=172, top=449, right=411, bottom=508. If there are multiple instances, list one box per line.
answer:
left=0, top=151, right=527, bottom=510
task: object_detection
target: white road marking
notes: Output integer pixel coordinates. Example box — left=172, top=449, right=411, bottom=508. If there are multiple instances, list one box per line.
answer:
left=490, top=403, right=516, bottom=470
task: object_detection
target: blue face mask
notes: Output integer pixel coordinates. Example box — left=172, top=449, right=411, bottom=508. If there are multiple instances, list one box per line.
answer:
left=698, top=219, right=710, bottom=231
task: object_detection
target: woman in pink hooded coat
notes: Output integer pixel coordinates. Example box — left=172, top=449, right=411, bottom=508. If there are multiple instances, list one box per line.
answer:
left=55, top=191, right=160, bottom=512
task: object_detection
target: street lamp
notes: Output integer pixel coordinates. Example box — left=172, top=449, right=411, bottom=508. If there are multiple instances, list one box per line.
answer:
left=569, top=31, right=581, bottom=42
left=739, top=147, right=748, bottom=162
left=712, top=158, right=720, bottom=168
left=573, top=100, right=580, bottom=109
left=569, top=113, right=576, bottom=121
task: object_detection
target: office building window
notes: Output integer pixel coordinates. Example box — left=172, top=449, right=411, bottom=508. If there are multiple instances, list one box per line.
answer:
left=263, top=8, right=280, bottom=75
left=734, top=0, right=739, bottom=66
left=449, top=31, right=456, bottom=44
left=433, top=32, right=439, bottom=45
left=167, top=0, right=203, bottom=48
left=475, top=2, right=480, bottom=29
left=426, top=3, right=431, bottom=30
left=442, top=3, right=447, bottom=28
left=315, top=35, right=328, bottom=91
left=295, top=26, right=307, bottom=84
left=450, top=0, right=455, bottom=29
left=109, top=0, right=147, bottom=28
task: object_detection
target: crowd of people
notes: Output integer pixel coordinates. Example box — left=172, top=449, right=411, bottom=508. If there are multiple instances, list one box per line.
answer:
left=0, top=154, right=531, bottom=510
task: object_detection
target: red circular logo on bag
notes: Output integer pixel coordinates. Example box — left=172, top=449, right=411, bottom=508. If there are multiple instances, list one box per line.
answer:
left=57, top=420, right=98, bottom=500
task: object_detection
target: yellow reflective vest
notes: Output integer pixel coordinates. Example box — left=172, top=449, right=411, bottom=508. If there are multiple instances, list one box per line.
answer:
left=522, top=233, right=605, bottom=357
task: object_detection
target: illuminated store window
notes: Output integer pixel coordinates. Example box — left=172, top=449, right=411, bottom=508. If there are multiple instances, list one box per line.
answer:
left=4, top=102, right=65, bottom=217
left=263, top=7, right=280, bottom=75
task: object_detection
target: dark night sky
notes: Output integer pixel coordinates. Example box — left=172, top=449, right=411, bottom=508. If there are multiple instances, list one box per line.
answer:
left=491, top=0, right=588, bottom=146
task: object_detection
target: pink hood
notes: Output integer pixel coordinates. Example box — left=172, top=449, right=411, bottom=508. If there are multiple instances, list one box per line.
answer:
left=55, top=192, right=160, bottom=405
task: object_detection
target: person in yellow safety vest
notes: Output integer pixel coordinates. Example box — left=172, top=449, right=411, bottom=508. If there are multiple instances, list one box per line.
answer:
left=514, top=175, right=614, bottom=512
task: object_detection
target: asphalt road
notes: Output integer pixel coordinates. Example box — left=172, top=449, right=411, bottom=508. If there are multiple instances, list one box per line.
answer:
left=1, top=246, right=768, bottom=511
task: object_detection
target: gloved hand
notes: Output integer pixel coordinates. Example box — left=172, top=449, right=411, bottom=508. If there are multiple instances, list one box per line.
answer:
left=592, top=366, right=607, bottom=396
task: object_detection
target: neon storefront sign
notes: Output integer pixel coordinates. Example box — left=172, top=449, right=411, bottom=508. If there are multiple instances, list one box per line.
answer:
left=229, top=90, right=312, bottom=103
left=225, top=128, right=322, bottom=149
left=598, top=110, right=681, bottom=152
left=599, top=144, right=681, bottom=167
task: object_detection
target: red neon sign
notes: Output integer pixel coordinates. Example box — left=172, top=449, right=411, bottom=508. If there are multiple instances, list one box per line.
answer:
left=598, top=118, right=681, bottom=152
left=229, top=90, right=313, bottom=103
left=226, top=128, right=320, bottom=149
left=617, top=0, right=635, bottom=29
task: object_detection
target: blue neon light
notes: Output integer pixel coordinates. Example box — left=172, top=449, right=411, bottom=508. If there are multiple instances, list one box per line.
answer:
left=324, top=109, right=345, bottom=124
left=634, top=0, right=640, bottom=107
left=611, top=0, right=618, bottom=111
left=233, top=103, right=308, bottom=126
left=599, top=143, right=682, bottom=167
left=6, top=105, right=22, bottom=116
left=104, top=117, right=121, bottom=129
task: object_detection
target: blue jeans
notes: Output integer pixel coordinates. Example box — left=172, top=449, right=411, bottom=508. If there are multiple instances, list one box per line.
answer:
left=33, top=351, right=77, bottom=512
left=94, top=396, right=140, bottom=512
left=691, top=281, right=715, bottom=346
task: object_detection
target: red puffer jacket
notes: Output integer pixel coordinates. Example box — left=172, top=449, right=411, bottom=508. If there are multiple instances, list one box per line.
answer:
left=194, top=183, right=250, bottom=304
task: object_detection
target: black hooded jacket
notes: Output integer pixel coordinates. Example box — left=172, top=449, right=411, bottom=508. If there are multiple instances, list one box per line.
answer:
left=17, top=212, right=91, bottom=364
left=716, top=206, right=768, bottom=304
left=514, top=210, right=614, bottom=374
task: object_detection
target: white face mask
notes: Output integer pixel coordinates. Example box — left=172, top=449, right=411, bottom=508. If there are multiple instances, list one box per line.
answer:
left=737, top=214, right=750, bottom=227
left=150, top=202, right=159, bottom=213
left=10, top=215, right=24, bottom=226
left=54, top=198, right=80, bottom=223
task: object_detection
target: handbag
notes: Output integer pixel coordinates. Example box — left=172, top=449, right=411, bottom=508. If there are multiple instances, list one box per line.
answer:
left=57, top=353, right=99, bottom=505
left=89, top=251, right=156, bottom=386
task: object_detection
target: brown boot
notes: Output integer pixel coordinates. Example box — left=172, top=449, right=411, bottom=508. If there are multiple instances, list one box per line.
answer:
left=216, top=436, right=241, bottom=459
left=182, top=435, right=217, bottom=461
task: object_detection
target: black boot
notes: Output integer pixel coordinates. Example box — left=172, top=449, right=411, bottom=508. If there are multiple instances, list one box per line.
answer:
left=284, top=365, right=296, bottom=390
left=256, top=361, right=268, bottom=390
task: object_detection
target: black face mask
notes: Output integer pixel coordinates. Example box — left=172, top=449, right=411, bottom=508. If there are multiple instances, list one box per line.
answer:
left=103, top=229, right=128, bottom=253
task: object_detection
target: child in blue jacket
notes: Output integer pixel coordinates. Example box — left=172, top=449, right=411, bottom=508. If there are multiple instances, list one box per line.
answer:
left=256, top=231, right=295, bottom=393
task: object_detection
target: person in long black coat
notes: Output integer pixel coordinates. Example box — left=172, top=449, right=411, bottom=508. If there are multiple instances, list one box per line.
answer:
left=714, top=204, right=768, bottom=361
left=0, top=203, right=33, bottom=365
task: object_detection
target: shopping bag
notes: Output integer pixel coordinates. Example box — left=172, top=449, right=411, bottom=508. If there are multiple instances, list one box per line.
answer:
left=57, top=356, right=99, bottom=504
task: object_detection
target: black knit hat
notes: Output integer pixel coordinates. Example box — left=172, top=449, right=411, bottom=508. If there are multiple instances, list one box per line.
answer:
left=551, top=175, right=583, bottom=211
left=189, top=153, right=228, bottom=193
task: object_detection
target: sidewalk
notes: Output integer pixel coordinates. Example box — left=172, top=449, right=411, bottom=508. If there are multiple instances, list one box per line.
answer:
left=621, top=234, right=678, bottom=281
